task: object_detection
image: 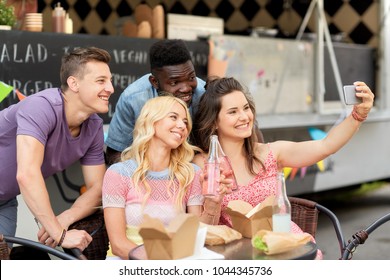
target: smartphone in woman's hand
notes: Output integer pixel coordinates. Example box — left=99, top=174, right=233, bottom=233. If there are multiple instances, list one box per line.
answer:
left=343, top=85, right=362, bottom=105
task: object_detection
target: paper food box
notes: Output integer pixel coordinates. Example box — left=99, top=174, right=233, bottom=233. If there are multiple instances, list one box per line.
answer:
left=138, top=213, right=199, bottom=260
left=225, top=195, right=275, bottom=238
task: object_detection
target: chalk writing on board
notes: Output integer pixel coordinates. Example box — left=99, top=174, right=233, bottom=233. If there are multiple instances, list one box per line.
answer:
left=1, top=43, right=48, bottom=63
left=111, top=49, right=148, bottom=64
left=0, top=30, right=209, bottom=124
left=6, top=79, right=53, bottom=96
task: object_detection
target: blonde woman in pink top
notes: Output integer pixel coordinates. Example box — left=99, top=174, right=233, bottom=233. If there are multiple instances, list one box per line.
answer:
left=103, top=96, right=224, bottom=260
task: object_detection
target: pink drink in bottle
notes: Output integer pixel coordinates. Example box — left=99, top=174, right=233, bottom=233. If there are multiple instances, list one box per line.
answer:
left=202, top=161, right=220, bottom=197
left=219, top=155, right=238, bottom=191
left=202, top=135, right=220, bottom=197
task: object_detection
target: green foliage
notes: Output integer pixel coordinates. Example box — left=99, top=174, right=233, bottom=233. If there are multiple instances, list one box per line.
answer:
left=0, top=0, right=17, bottom=27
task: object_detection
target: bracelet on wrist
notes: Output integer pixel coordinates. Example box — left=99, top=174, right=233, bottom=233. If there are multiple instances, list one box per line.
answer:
left=202, top=210, right=217, bottom=217
left=203, top=201, right=221, bottom=216
left=351, top=110, right=366, bottom=122
left=57, top=229, right=67, bottom=247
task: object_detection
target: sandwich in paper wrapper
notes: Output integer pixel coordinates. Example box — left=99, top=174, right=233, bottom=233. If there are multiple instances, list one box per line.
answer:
left=138, top=213, right=199, bottom=260
left=200, top=223, right=242, bottom=246
left=225, top=195, right=274, bottom=238
left=251, top=230, right=312, bottom=255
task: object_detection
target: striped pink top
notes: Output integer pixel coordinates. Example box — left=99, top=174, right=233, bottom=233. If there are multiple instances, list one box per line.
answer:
left=102, top=159, right=204, bottom=227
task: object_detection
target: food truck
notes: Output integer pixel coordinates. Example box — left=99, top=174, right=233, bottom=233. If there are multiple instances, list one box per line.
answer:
left=1, top=1, right=389, bottom=239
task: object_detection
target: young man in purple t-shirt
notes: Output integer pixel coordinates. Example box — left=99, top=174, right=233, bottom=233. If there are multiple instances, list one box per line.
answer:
left=0, top=47, right=114, bottom=253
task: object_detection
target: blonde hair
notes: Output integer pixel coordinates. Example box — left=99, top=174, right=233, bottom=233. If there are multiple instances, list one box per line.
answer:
left=121, top=96, right=198, bottom=209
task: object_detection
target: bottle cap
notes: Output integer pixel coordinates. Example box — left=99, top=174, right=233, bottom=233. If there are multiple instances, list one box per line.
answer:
left=53, top=2, right=65, bottom=15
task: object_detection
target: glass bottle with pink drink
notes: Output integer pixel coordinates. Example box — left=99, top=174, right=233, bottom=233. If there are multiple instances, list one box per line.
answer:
left=216, top=139, right=239, bottom=191
left=202, top=135, right=239, bottom=196
left=202, top=135, right=220, bottom=197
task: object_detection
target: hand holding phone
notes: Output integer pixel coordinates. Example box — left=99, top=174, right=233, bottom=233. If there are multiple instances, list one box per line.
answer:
left=343, top=85, right=362, bottom=105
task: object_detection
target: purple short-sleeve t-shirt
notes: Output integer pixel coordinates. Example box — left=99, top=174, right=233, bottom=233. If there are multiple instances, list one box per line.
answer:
left=0, top=88, right=105, bottom=200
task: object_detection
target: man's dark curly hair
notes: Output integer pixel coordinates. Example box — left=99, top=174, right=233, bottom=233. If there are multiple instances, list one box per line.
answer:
left=149, top=39, right=192, bottom=70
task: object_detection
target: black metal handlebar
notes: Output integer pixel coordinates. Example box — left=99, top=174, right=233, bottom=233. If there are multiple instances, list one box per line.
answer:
left=2, top=235, right=79, bottom=260
left=316, top=203, right=346, bottom=257
left=70, top=248, right=88, bottom=260
left=341, top=212, right=390, bottom=260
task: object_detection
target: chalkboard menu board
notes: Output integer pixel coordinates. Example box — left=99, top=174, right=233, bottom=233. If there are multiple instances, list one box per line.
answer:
left=0, top=30, right=209, bottom=124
